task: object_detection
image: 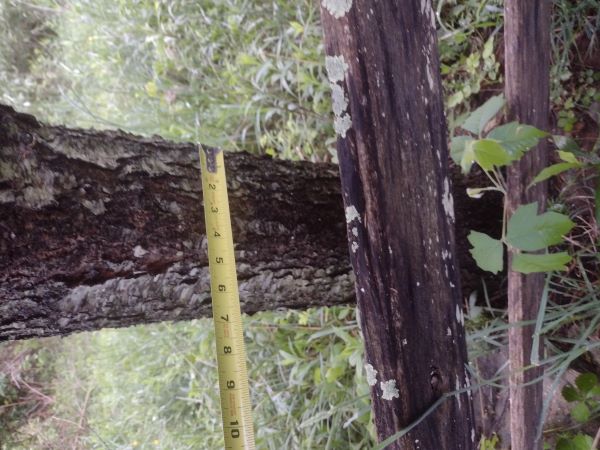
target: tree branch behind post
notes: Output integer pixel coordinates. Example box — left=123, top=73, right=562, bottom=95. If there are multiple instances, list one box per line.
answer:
left=504, top=1, right=551, bottom=449
left=319, top=1, right=475, bottom=448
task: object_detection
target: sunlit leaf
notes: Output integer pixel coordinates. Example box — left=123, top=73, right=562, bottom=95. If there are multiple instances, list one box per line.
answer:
left=461, top=94, right=505, bottom=135
left=506, top=203, right=575, bottom=251
left=467, top=231, right=503, bottom=274
left=512, top=252, right=572, bottom=274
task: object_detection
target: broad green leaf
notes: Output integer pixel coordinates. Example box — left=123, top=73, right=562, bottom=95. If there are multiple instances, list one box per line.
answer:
left=482, top=36, right=494, bottom=60
left=467, top=231, right=503, bottom=274
left=531, top=162, right=581, bottom=185
left=571, top=434, right=594, bottom=450
left=575, top=373, right=598, bottom=393
left=558, top=150, right=579, bottom=163
left=557, top=434, right=594, bottom=450
left=562, top=385, right=580, bottom=402
left=512, top=252, right=572, bottom=274
left=553, top=135, right=581, bottom=153
left=472, top=139, right=511, bottom=170
left=462, top=94, right=505, bottom=135
left=570, top=402, right=591, bottom=423
left=450, top=136, right=476, bottom=173
left=506, top=202, right=575, bottom=251
left=487, top=122, right=548, bottom=160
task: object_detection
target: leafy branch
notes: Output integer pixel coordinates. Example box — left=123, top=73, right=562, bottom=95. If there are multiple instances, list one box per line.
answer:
left=451, top=95, right=599, bottom=275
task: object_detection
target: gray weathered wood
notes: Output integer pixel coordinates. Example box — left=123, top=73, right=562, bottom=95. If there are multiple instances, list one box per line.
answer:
left=319, top=1, right=476, bottom=448
left=504, top=1, right=551, bottom=449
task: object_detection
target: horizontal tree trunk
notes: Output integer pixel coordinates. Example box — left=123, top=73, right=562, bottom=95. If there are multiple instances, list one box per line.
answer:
left=0, top=104, right=500, bottom=340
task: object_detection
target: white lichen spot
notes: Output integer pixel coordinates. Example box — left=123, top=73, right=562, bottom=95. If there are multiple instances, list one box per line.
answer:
left=331, top=83, right=349, bottom=116
left=82, top=199, right=106, bottom=216
left=441, top=249, right=451, bottom=260
left=322, top=0, right=353, bottom=18
left=455, top=375, right=462, bottom=410
left=351, top=241, right=359, bottom=253
left=416, top=281, right=420, bottom=287
left=388, top=245, right=392, bottom=255
left=351, top=227, right=358, bottom=237
left=455, top=304, right=464, bottom=326
left=345, top=205, right=361, bottom=224
left=471, top=428, right=476, bottom=442
left=334, top=113, right=352, bottom=138
left=442, top=178, right=455, bottom=222
left=325, top=55, right=349, bottom=83
left=133, top=245, right=148, bottom=258
left=402, top=338, right=408, bottom=346
left=380, top=379, right=399, bottom=400
left=365, top=363, right=378, bottom=386
left=447, top=326, right=452, bottom=336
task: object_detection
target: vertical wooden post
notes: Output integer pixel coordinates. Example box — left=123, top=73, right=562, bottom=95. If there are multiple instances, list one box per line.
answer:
left=319, top=1, right=475, bottom=448
left=504, top=1, right=551, bottom=449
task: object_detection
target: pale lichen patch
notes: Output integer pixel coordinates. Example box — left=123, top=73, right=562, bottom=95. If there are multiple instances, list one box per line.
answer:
left=334, top=113, right=352, bottom=138
left=365, top=363, right=378, bottom=386
left=331, top=84, right=349, bottom=116
left=322, top=0, right=353, bottom=19
left=442, top=178, right=455, bottom=222
left=380, top=379, right=399, bottom=400
left=345, top=205, right=361, bottom=224
left=351, top=241, right=359, bottom=253
left=82, top=199, right=106, bottom=216
left=325, top=55, right=349, bottom=83
left=133, top=245, right=148, bottom=258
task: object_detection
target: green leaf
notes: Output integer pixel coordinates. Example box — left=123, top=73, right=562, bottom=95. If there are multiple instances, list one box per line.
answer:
left=553, top=135, right=581, bottom=153
left=450, top=135, right=473, bottom=169
left=472, top=139, right=511, bottom=170
left=450, top=136, right=476, bottom=174
left=575, top=373, right=598, bottom=393
left=571, top=434, right=594, bottom=450
left=531, top=162, right=581, bottom=185
left=562, top=385, right=581, bottom=402
left=487, top=122, right=548, bottom=160
left=462, top=94, right=505, bottom=135
left=467, top=231, right=504, bottom=274
left=506, top=203, right=575, bottom=251
left=512, top=252, right=572, bottom=274
left=558, top=151, right=579, bottom=163
left=570, top=402, right=591, bottom=423
left=557, top=434, right=595, bottom=450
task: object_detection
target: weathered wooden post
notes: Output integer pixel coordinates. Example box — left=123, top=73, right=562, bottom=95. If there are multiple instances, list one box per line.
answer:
left=319, top=1, right=475, bottom=448
left=504, top=1, right=551, bottom=449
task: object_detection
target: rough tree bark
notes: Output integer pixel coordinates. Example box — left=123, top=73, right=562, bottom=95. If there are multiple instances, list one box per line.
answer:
left=504, top=1, right=551, bottom=449
left=319, top=1, right=475, bottom=449
left=0, top=104, right=499, bottom=341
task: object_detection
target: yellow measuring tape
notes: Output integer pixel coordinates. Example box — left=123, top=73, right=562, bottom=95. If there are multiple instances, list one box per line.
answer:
left=199, top=146, right=255, bottom=450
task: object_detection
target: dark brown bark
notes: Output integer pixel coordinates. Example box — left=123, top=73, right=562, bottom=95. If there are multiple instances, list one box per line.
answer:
left=319, top=2, right=475, bottom=449
left=504, top=1, right=551, bottom=449
left=0, top=104, right=499, bottom=342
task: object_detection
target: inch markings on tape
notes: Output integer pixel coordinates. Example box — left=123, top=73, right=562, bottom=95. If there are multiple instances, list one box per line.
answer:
left=199, top=146, right=255, bottom=450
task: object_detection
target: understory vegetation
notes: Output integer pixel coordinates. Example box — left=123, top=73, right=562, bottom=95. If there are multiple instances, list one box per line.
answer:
left=0, top=0, right=598, bottom=448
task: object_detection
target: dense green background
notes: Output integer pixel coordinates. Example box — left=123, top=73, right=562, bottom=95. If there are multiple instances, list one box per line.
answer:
left=0, top=0, right=598, bottom=448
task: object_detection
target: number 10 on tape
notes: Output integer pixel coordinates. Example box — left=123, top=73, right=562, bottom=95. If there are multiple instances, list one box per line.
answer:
left=199, top=146, right=255, bottom=450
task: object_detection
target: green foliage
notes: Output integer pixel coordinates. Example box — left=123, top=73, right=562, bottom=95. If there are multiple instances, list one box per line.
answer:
left=467, top=231, right=503, bottom=274
left=506, top=203, right=575, bottom=251
left=454, top=97, right=579, bottom=274
left=461, top=94, right=504, bottom=136
left=562, top=373, right=600, bottom=425
left=479, top=433, right=501, bottom=450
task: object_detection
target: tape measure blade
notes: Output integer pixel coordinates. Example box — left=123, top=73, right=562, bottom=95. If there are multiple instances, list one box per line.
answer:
left=199, top=146, right=255, bottom=450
